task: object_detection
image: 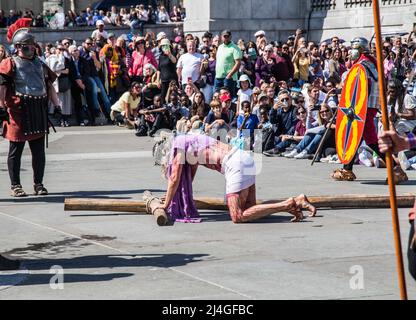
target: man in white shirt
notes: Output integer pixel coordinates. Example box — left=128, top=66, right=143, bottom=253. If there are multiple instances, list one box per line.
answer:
left=176, top=40, right=203, bottom=89
left=91, top=20, right=108, bottom=40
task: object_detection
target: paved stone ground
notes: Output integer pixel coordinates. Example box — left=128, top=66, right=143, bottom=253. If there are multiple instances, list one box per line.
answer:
left=0, top=126, right=415, bottom=300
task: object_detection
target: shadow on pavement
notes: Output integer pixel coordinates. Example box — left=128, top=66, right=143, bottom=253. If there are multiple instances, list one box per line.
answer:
left=20, top=253, right=209, bottom=271
left=360, top=180, right=416, bottom=186
left=199, top=211, right=308, bottom=223
left=0, top=272, right=133, bottom=287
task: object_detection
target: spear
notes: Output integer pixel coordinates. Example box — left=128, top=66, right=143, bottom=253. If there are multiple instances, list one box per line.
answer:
left=371, top=0, right=407, bottom=300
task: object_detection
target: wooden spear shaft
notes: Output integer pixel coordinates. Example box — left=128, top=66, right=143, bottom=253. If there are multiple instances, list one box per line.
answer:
left=372, top=0, right=407, bottom=300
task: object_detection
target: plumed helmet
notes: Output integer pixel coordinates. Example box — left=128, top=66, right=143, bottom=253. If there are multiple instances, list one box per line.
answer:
left=12, top=29, right=35, bottom=46
left=351, top=37, right=369, bottom=52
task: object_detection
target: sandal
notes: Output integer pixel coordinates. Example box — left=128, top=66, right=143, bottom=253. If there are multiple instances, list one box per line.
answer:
left=10, top=185, right=27, bottom=197
left=34, top=184, right=48, bottom=196
left=331, top=169, right=356, bottom=181
left=385, top=166, right=409, bottom=185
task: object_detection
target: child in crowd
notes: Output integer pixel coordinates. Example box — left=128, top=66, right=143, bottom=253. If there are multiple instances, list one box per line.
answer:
left=237, top=74, right=253, bottom=114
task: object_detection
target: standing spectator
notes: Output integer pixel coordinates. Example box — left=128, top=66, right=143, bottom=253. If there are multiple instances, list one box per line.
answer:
left=0, top=10, right=8, bottom=27
left=55, top=45, right=72, bottom=127
left=255, top=44, right=276, bottom=87
left=6, top=10, right=19, bottom=26
left=79, top=37, right=112, bottom=123
left=327, top=48, right=346, bottom=84
left=136, top=4, right=149, bottom=36
left=214, top=30, right=242, bottom=97
left=99, top=44, right=127, bottom=103
left=91, top=20, right=108, bottom=40
left=200, top=46, right=217, bottom=103
left=158, top=39, right=178, bottom=104
left=110, top=5, right=118, bottom=24
left=68, top=45, right=89, bottom=126
left=293, top=47, right=311, bottom=87
left=177, top=40, right=203, bottom=90
left=0, top=44, right=8, bottom=63
left=129, top=36, right=158, bottom=83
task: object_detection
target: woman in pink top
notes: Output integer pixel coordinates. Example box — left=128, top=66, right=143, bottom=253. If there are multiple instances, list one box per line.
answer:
left=129, top=37, right=158, bottom=82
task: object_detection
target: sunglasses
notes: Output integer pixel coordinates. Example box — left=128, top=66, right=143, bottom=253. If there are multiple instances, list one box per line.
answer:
left=63, top=42, right=70, bottom=46
left=297, top=100, right=305, bottom=103
left=85, top=42, right=93, bottom=45
left=223, top=35, right=230, bottom=38
left=320, top=110, right=330, bottom=114
left=297, top=111, right=306, bottom=115
left=281, top=98, right=289, bottom=102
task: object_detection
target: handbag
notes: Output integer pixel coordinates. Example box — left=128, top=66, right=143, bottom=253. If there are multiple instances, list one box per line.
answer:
left=58, top=76, right=70, bottom=93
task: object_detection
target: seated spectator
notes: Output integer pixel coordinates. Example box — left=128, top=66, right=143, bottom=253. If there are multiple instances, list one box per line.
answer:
left=263, top=90, right=298, bottom=156
left=190, top=91, right=209, bottom=124
left=142, top=63, right=161, bottom=107
left=110, top=82, right=142, bottom=128
left=170, top=6, right=182, bottom=22
left=252, top=93, right=270, bottom=121
left=166, top=92, right=189, bottom=130
left=285, top=104, right=335, bottom=159
left=388, top=80, right=416, bottom=135
left=157, top=6, right=171, bottom=23
left=137, top=94, right=170, bottom=137
left=204, top=100, right=230, bottom=140
left=235, top=101, right=259, bottom=149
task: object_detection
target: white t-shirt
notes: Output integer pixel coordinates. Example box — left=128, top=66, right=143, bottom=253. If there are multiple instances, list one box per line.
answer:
left=91, top=29, right=108, bottom=39
left=177, top=52, right=203, bottom=85
left=237, top=88, right=253, bottom=114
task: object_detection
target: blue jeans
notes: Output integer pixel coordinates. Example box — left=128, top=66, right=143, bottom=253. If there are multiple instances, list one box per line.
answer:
left=84, top=76, right=111, bottom=114
left=214, top=78, right=236, bottom=97
left=295, top=133, right=323, bottom=154
left=275, top=138, right=293, bottom=152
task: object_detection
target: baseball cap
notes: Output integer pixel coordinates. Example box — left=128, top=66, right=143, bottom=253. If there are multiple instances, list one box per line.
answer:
left=258, top=93, right=269, bottom=101
left=156, top=32, right=167, bottom=41
left=96, top=20, right=104, bottom=26
left=221, top=29, right=231, bottom=36
left=220, top=93, right=232, bottom=103
left=254, top=30, right=266, bottom=38
left=160, top=38, right=171, bottom=46
left=107, top=32, right=115, bottom=39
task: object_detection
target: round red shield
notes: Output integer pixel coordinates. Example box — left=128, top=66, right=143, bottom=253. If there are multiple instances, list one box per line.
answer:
left=336, top=64, right=369, bottom=165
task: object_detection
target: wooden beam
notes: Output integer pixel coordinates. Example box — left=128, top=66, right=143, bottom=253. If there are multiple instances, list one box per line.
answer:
left=65, top=193, right=416, bottom=213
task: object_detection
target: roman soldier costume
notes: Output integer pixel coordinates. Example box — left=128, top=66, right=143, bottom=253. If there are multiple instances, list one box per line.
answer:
left=331, top=37, right=408, bottom=184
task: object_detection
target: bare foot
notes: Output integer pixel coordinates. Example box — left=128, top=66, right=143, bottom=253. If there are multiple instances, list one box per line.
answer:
left=287, top=197, right=304, bottom=222
left=295, top=194, right=317, bottom=217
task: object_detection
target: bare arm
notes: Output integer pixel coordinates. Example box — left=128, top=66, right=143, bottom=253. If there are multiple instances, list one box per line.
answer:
left=226, top=59, right=241, bottom=79
left=0, top=85, right=7, bottom=108
left=47, top=81, right=60, bottom=106
left=163, top=153, right=184, bottom=209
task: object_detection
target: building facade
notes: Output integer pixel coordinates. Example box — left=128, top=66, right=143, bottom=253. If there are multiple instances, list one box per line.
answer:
left=184, top=0, right=415, bottom=43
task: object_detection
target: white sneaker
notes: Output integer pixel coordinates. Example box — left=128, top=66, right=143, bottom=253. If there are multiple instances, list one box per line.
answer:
left=284, top=149, right=299, bottom=158
left=294, top=150, right=310, bottom=159
left=398, top=151, right=411, bottom=170
left=329, top=155, right=340, bottom=163
left=320, top=155, right=332, bottom=163
left=359, top=150, right=373, bottom=167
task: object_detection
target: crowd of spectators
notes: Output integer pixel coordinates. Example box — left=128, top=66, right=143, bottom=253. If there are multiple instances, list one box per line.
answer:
left=0, top=4, right=185, bottom=29
left=1, top=13, right=416, bottom=170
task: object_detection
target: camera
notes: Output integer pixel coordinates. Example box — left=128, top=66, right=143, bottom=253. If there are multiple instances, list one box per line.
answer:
left=312, top=104, right=321, bottom=111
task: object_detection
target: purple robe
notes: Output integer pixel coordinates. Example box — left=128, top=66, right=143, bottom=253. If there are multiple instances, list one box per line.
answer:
left=167, top=134, right=217, bottom=222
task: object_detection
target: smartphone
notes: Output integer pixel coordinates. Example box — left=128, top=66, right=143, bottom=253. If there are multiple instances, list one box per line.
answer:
left=413, top=22, right=416, bottom=33
left=187, top=77, right=192, bottom=82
